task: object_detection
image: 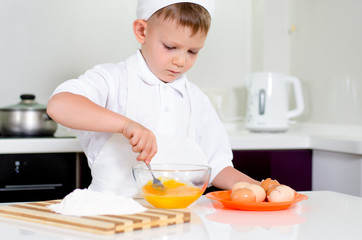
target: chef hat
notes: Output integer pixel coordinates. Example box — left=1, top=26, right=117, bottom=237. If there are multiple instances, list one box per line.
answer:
left=136, top=0, right=214, bottom=20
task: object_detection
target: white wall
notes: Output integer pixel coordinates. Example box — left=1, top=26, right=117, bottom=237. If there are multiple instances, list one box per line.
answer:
left=0, top=0, right=138, bottom=106
left=1, top=0, right=362, bottom=126
left=248, top=0, right=362, bottom=126
left=0, top=0, right=252, bottom=113
left=289, top=0, right=362, bottom=125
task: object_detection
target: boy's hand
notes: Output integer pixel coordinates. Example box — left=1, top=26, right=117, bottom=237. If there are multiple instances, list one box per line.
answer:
left=122, top=121, right=157, bottom=164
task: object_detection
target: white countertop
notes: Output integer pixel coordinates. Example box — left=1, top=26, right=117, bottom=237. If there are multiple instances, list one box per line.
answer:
left=0, top=191, right=361, bottom=240
left=1, top=123, right=362, bottom=155
left=228, top=122, right=362, bottom=154
left=0, top=137, right=82, bottom=154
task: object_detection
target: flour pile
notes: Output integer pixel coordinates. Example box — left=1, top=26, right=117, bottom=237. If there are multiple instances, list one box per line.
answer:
left=48, top=189, right=146, bottom=216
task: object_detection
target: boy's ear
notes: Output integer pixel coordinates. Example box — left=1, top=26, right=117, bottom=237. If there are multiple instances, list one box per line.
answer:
left=133, top=19, right=147, bottom=44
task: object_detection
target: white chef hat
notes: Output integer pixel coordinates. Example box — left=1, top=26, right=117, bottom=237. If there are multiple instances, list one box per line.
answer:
left=136, top=0, right=214, bottom=20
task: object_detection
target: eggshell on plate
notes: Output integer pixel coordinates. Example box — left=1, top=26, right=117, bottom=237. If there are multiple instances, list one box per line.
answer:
left=245, top=184, right=266, bottom=202
left=260, top=178, right=280, bottom=191
left=230, top=188, right=256, bottom=202
left=266, top=184, right=279, bottom=196
left=267, top=185, right=295, bottom=202
left=231, top=182, right=251, bottom=192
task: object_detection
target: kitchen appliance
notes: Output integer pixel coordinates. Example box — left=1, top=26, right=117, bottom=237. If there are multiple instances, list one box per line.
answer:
left=0, top=94, right=57, bottom=137
left=0, top=153, right=76, bottom=203
left=245, top=72, right=304, bottom=132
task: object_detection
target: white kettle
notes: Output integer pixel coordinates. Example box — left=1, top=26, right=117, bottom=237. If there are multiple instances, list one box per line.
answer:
left=245, top=72, right=304, bottom=132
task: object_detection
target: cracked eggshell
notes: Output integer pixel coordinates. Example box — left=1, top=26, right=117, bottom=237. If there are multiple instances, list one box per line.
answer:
left=230, top=188, right=256, bottom=202
left=260, top=178, right=280, bottom=191
left=267, top=185, right=295, bottom=202
left=266, top=184, right=279, bottom=196
left=245, top=184, right=266, bottom=202
left=232, top=182, right=251, bottom=192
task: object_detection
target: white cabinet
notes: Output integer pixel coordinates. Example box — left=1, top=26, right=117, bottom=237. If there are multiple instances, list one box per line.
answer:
left=312, top=150, right=362, bottom=197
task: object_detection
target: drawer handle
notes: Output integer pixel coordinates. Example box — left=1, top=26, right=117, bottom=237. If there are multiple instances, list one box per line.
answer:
left=0, top=184, right=63, bottom=191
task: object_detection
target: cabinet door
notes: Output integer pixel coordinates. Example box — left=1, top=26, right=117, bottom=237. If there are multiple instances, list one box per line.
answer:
left=313, top=150, right=362, bottom=197
left=232, top=150, right=312, bottom=191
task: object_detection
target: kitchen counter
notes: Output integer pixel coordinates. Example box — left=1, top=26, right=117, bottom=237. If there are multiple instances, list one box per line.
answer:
left=0, top=191, right=361, bottom=240
left=0, top=126, right=82, bottom=154
left=0, top=137, right=82, bottom=154
left=227, top=122, right=362, bottom=154
left=1, top=123, right=362, bottom=154
left=2, top=123, right=361, bottom=197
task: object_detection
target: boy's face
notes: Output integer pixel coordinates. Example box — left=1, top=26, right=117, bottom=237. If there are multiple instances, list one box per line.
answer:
left=139, top=16, right=207, bottom=83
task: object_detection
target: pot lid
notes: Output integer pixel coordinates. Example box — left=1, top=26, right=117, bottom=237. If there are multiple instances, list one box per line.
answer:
left=1, top=94, right=47, bottom=110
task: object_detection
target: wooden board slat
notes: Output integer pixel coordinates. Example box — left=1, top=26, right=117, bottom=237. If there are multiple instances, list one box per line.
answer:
left=0, top=200, right=190, bottom=235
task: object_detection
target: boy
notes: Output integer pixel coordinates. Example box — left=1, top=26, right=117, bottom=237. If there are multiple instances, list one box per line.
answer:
left=47, top=0, right=258, bottom=197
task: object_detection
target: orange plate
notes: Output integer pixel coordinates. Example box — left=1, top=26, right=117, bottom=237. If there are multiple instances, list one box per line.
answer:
left=205, top=190, right=308, bottom=211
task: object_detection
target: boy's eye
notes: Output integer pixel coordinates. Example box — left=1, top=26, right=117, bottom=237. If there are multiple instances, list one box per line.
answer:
left=188, top=50, right=198, bottom=55
left=163, top=44, right=174, bottom=50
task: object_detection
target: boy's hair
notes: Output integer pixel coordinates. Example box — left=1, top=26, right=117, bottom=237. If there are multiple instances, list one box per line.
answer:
left=152, top=3, right=211, bottom=36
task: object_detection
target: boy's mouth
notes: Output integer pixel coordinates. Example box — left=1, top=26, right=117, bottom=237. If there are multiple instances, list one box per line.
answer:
left=168, top=70, right=180, bottom=74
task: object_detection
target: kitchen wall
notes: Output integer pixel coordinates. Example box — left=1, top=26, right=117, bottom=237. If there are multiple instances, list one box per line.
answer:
left=1, top=0, right=361, bottom=126
left=0, top=0, right=252, bottom=108
left=289, top=0, right=362, bottom=125
left=250, top=0, right=362, bottom=126
left=0, top=0, right=139, bottom=106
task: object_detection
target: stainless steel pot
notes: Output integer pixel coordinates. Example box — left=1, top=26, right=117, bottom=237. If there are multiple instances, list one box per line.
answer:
left=0, top=94, right=57, bottom=137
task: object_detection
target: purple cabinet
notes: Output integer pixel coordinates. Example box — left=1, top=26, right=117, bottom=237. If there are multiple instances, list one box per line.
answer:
left=78, top=150, right=313, bottom=194
left=232, top=150, right=312, bottom=191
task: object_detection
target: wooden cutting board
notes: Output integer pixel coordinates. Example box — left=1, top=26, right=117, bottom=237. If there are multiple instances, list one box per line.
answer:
left=0, top=200, right=190, bottom=235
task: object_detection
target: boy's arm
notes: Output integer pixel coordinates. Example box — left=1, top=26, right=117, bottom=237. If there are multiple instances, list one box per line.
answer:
left=47, top=92, right=157, bottom=163
left=211, top=166, right=260, bottom=190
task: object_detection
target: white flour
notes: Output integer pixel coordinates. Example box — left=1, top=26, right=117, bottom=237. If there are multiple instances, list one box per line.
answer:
left=48, top=189, right=146, bottom=216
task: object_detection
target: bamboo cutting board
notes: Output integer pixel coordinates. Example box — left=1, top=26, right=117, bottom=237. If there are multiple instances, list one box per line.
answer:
left=0, top=200, right=191, bottom=235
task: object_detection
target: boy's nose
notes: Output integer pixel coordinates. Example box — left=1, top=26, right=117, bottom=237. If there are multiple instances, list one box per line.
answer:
left=172, top=53, right=186, bottom=67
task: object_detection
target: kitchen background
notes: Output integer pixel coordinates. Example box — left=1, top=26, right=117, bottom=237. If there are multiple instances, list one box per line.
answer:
left=1, top=0, right=361, bottom=126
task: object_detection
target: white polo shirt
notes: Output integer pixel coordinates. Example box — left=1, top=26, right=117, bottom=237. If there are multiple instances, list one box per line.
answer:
left=52, top=50, right=233, bottom=181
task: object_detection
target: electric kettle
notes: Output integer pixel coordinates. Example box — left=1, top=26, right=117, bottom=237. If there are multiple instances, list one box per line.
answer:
left=245, top=72, right=304, bottom=132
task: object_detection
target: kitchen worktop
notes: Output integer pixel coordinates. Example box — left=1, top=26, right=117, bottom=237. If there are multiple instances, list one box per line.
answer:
left=1, top=123, right=362, bottom=155
left=227, top=122, right=362, bottom=154
left=0, top=191, right=361, bottom=240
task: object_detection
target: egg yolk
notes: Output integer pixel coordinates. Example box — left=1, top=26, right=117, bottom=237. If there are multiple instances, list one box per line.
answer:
left=142, top=179, right=202, bottom=209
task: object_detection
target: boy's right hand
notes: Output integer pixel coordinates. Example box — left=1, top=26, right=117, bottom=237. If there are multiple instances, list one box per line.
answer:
left=122, top=121, right=157, bottom=164
left=47, top=92, right=157, bottom=163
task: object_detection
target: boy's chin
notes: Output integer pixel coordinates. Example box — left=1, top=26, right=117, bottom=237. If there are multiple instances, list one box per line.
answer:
left=159, top=75, right=179, bottom=83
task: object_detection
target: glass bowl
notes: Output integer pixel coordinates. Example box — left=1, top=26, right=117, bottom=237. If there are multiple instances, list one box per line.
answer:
left=132, top=163, right=211, bottom=209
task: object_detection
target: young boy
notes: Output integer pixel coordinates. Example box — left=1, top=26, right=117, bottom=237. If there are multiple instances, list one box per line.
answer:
left=47, top=0, right=259, bottom=197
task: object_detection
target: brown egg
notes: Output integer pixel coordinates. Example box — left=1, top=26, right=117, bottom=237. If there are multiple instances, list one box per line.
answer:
left=230, top=188, right=256, bottom=202
left=245, top=184, right=266, bottom=202
left=231, top=182, right=250, bottom=192
left=267, top=185, right=295, bottom=202
left=260, top=178, right=280, bottom=191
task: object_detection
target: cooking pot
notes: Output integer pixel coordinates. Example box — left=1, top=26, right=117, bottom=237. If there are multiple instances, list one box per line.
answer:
left=0, top=94, right=57, bottom=137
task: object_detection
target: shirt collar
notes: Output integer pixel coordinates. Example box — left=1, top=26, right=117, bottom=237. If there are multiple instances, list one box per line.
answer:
left=135, top=50, right=187, bottom=97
